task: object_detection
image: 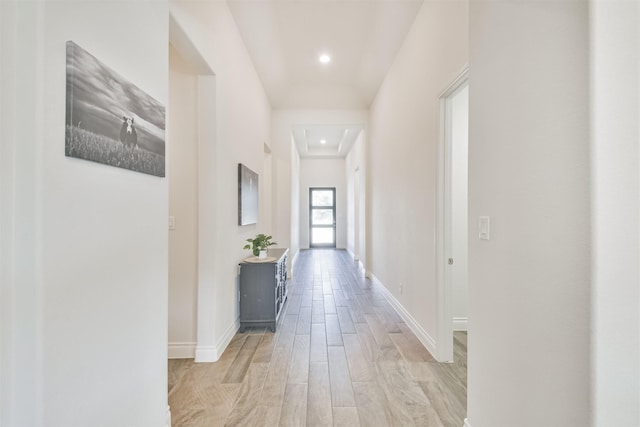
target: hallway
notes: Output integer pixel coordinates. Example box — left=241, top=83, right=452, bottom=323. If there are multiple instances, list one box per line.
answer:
left=168, top=250, right=467, bottom=426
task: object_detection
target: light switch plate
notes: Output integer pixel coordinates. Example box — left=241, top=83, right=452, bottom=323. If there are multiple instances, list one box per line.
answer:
left=168, top=216, right=176, bottom=230
left=479, top=216, right=490, bottom=240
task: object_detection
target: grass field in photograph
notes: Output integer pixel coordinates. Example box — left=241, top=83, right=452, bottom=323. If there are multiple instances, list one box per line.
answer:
left=65, top=125, right=164, bottom=177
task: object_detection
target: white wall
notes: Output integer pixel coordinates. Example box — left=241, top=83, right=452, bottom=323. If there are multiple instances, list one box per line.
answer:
left=346, top=144, right=357, bottom=256
left=590, top=0, right=640, bottom=425
left=1, top=1, right=169, bottom=425
left=346, top=130, right=366, bottom=265
left=451, top=85, right=469, bottom=330
left=367, top=0, right=468, bottom=351
left=1, top=4, right=42, bottom=424
left=169, top=0, right=272, bottom=361
left=290, top=136, right=301, bottom=270
left=300, top=158, right=347, bottom=249
left=347, top=166, right=355, bottom=253
left=468, top=1, right=590, bottom=426
left=168, top=44, right=199, bottom=358
left=263, top=145, right=274, bottom=244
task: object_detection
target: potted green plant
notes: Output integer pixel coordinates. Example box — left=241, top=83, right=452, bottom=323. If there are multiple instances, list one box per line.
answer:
left=243, top=234, right=277, bottom=258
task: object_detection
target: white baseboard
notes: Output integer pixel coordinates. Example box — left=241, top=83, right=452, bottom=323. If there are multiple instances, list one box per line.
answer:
left=463, top=418, right=472, bottom=427
left=290, top=249, right=299, bottom=278
left=216, top=318, right=240, bottom=357
left=347, top=248, right=355, bottom=259
left=165, top=405, right=172, bottom=427
left=369, top=273, right=438, bottom=360
left=453, top=317, right=468, bottom=331
left=168, top=342, right=196, bottom=359
left=346, top=249, right=365, bottom=276
left=194, top=318, right=240, bottom=362
left=194, top=345, right=217, bottom=362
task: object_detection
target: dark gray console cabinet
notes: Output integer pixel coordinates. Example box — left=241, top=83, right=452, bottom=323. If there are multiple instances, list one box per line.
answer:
left=238, top=248, right=288, bottom=332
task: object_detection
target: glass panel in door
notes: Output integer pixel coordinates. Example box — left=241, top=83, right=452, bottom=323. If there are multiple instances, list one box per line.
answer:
left=309, top=188, right=336, bottom=248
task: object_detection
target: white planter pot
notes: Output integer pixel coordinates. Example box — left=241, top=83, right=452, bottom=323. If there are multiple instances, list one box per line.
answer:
left=258, top=250, right=267, bottom=259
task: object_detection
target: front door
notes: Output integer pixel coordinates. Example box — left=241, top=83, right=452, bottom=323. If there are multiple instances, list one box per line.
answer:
left=309, top=188, right=336, bottom=248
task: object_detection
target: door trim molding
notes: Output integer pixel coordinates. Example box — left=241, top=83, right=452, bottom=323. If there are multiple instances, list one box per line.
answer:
left=436, top=66, right=469, bottom=362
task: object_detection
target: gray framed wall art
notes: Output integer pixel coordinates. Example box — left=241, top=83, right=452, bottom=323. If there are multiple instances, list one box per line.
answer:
left=65, top=41, right=166, bottom=177
left=238, top=163, right=259, bottom=225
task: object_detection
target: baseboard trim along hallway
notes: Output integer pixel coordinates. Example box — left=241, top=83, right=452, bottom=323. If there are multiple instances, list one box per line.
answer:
left=194, top=319, right=240, bottom=362
left=165, top=405, right=172, bottom=427
left=453, top=317, right=468, bottom=332
left=369, top=272, right=439, bottom=360
left=168, top=342, right=196, bottom=359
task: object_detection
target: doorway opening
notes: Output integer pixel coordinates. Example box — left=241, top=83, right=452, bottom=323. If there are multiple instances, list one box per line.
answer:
left=436, top=68, right=469, bottom=362
left=353, top=167, right=361, bottom=260
left=309, top=187, right=337, bottom=248
left=169, top=14, right=218, bottom=364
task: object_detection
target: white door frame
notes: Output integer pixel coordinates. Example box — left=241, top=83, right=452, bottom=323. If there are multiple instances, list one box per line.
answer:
left=354, top=166, right=360, bottom=261
left=436, top=67, right=469, bottom=362
left=169, top=13, right=221, bottom=362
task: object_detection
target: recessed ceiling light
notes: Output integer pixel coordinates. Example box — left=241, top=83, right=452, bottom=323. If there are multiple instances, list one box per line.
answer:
left=319, top=54, right=331, bottom=64
left=320, top=139, right=327, bottom=144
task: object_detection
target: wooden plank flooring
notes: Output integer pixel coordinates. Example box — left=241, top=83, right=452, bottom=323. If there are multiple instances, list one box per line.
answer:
left=169, top=249, right=467, bottom=426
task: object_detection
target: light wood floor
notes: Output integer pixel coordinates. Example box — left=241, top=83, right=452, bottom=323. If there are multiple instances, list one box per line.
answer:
left=168, top=249, right=467, bottom=427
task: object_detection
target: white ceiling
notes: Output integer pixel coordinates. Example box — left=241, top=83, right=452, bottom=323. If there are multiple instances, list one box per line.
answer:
left=291, top=125, right=362, bottom=158
left=227, top=0, right=423, bottom=157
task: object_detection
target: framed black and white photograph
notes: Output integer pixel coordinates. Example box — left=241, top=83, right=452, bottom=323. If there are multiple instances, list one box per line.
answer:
left=65, top=41, right=166, bottom=177
left=238, top=163, right=259, bottom=226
